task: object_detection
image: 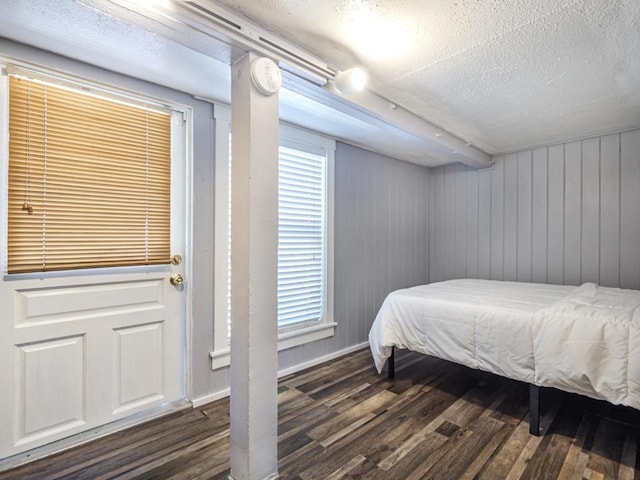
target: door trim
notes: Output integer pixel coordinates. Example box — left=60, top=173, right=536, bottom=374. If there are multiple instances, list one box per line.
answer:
left=179, top=106, right=195, bottom=406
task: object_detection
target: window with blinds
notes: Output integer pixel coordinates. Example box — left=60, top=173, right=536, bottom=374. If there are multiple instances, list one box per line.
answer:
left=6, top=73, right=172, bottom=274
left=225, top=137, right=329, bottom=331
left=210, top=118, right=334, bottom=364
left=277, top=143, right=327, bottom=328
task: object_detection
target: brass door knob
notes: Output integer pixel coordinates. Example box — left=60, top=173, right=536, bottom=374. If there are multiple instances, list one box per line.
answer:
left=169, top=273, right=184, bottom=286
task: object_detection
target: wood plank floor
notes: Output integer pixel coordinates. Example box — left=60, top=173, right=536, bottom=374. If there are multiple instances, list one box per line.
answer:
left=2, top=348, right=640, bottom=479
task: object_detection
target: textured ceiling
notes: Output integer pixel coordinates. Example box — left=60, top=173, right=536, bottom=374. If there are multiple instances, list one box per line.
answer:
left=214, top=0, right=640, bottom=154
left=1, top=0, right=638, bottom=161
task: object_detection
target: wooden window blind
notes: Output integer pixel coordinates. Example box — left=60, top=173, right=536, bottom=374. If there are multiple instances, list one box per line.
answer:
left=7, top=74, right=172, bottom=273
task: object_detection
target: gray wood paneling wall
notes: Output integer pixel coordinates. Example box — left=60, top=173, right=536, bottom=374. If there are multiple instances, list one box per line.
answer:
left=278, top=142, right=430, bottom=370
left=429, top=128, right=640, bottom=289
left=19, top=38, right=640, bottom=410
left=208, top=142, right=431, bottom=392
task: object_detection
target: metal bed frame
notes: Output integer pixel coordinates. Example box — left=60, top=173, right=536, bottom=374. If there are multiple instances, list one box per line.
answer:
left=386, top=346, right=541, bottom=436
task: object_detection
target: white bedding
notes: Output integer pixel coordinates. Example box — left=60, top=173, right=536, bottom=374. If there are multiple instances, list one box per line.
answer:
left=533, top=282, right=640, bottom=408
left=369, top=279, right=640, bottom=409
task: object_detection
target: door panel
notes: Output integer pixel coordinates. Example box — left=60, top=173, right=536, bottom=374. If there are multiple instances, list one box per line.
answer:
left=114, top=321, right=164, bottom=414
left=16, top=336, right=86, bottom=446
left=1, top=270, right=185, bottom=459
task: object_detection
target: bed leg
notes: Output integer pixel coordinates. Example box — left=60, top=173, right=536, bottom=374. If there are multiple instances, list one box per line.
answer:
left=388, top=347, right=395, bottom=380
left=529, top=384, right=540, bottom=436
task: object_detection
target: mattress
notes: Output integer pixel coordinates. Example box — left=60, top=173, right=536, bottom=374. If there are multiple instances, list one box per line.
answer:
left=369, top=279, right=575, bottom=382
left=369, top=279, right=640, bottom=409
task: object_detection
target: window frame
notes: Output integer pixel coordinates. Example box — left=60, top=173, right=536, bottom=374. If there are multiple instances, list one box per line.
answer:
left=210, top=105, right=335, bottom=370
left=0, top=62, right=190, bottom=280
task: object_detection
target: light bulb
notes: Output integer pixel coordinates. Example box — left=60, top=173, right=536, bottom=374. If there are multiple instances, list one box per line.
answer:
left=333, top=67, right=368, bottom=95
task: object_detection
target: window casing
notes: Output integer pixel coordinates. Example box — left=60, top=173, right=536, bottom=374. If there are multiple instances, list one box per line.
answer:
left=210, top=107, right=335, bottom=369
left=4, top=68, right=173, bottom=274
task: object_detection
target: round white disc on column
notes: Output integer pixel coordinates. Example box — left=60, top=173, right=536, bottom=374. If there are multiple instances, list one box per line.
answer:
left=250, top=57, right=282, bottom=96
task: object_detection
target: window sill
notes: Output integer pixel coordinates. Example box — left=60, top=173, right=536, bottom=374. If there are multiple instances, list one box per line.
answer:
left=209, top=321, right=337, bottom=370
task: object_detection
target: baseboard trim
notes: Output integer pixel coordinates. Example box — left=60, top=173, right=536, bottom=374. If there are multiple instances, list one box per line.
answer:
left=277, top=342, right=369, bottom=378
left=194, top=342, right=370, bottom=408
left=192, top=389, right=230, bottom=407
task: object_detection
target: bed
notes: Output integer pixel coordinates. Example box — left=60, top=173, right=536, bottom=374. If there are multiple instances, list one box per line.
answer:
left=368, top=279, right=640, bottom=434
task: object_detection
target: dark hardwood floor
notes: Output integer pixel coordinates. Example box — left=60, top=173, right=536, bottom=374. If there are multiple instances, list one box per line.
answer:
left=2, top=348, right=640, bottom=479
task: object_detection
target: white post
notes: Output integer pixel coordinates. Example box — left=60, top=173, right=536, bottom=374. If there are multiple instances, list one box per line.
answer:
left=229, top=52, right=280, bottom=480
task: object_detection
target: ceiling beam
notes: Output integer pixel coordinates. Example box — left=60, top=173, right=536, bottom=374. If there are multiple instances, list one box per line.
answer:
left=78, top=0, right=492, bottom=168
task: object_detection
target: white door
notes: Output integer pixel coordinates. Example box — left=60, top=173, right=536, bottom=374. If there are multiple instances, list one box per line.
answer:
left=0, top=74, right=188, bottom=460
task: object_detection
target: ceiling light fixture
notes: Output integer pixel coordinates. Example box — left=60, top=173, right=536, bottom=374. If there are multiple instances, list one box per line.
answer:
left=333, top=67, right=368, bottom=95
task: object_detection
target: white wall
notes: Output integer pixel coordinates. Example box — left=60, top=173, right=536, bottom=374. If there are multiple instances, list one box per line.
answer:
left=429, top=128, right=640, bottom=289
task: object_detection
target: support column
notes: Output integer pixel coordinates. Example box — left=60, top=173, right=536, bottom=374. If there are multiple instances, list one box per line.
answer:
left=229, top=52, right=280, bottom=480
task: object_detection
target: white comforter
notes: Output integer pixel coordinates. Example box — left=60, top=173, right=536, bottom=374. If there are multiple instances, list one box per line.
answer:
left=533, top=282, right=640, bottom=408
left=369, top=279, right=640, bottom=409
